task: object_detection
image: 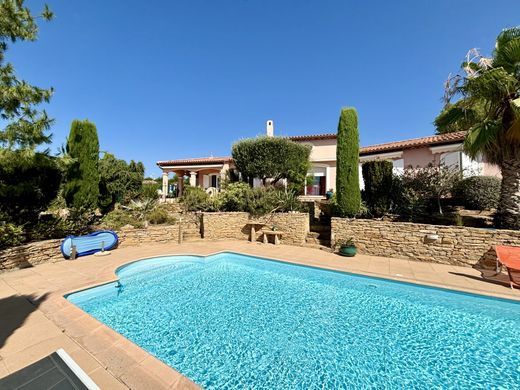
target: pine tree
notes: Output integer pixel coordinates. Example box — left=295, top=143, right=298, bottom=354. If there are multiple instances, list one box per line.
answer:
left=335, top=107, right=361, bottom=217
left=64, top=120, right=100, bottom=211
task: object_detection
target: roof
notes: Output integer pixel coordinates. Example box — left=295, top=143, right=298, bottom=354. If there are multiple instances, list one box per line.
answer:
left=157, top=156, right=233, bottom=167
left=359, top=131, right=466, bottom=155
left=157, top=131, right=467, bottom=167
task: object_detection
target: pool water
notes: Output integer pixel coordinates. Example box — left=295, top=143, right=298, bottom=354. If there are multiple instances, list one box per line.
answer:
left=67, top=252, right=520, bottom=389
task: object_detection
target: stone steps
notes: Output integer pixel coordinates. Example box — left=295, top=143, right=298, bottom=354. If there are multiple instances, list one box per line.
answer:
left=302, top=243, right=334, bottom=252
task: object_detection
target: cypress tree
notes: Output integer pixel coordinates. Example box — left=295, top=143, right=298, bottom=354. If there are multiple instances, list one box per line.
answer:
left=64, top=120, right=100, bottom=211
left=362, top=160, right=393, bottom=216
left=335, top=107, right=361, bottom=217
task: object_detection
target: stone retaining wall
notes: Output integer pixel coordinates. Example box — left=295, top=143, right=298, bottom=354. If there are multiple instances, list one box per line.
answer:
left=0, top=239, right=62, bottom=272
left=202, top=212, right=309, bottom=246
left=331, top=218, right=520, bottom=268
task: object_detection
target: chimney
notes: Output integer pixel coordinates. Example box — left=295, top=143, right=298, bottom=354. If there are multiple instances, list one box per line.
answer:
left=266, top=120, right=274, bottom=137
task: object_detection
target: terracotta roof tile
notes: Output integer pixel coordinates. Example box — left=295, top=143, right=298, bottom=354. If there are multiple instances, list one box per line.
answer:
left=157, top=156, right=232, bottom=167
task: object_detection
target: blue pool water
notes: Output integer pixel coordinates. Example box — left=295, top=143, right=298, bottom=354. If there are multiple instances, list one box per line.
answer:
left=67, top=252, right=520, bottom=389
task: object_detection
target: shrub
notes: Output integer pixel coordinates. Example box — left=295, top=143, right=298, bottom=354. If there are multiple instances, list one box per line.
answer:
left=141, top=183, right=159, bottom=201
left=217, top=182, right=252, bottom=211
left=0, top=223, right=24, bottom=250
left=27, top=215, right=76, bottom=241
left=148, top=205, right=176, bottom=225
left=180, top=186, right=210, bottom=211
left=454, top=176, right=501, bottom=210
left=362, top=160, right=393, bottom=216
left=100, top=207, right=142, bottom=230
left=335, top=107, right=361, bottom=217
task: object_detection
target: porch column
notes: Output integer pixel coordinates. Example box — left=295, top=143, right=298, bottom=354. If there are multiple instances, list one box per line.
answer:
left=189, top=171, right=197, bottom=187
left=177, top=174, right=184, bottom=197
left=161, top=172, right=168, bottom=201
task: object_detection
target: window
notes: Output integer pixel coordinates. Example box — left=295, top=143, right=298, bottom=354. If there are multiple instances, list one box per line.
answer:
left=306, top=176, right=326, bottom=196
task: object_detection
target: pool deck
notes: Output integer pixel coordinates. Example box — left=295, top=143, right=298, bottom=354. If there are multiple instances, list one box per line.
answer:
left=1, top=240, right=518, bottom=389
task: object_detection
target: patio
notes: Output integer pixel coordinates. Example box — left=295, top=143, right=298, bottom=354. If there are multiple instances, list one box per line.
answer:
left=0, top=241, right=518, bottom=389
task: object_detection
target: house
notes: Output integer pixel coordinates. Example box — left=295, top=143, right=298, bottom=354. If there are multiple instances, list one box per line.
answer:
left=156, top=121, right=500, bottom=200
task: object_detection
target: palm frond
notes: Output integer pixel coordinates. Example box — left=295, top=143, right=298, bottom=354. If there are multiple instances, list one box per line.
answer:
left=463, top=67, right=517, bottom=103
left=464, top=120, right=502, bottom=164
left=494, top=36, right=520, bottom=75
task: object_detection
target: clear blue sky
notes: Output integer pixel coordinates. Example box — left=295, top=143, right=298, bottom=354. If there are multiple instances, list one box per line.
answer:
left=9, top=0, right=520, bottom=177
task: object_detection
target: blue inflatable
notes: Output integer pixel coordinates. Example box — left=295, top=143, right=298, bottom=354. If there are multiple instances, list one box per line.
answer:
left=61, top=230, right=118, bottom=259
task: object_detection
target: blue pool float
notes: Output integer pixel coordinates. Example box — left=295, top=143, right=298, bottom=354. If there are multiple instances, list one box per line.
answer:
left=61, top=230, right=118, bottom=259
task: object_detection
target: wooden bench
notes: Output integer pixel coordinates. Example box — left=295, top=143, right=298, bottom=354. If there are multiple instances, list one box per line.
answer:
left=262, top=230, right=285, bottom=245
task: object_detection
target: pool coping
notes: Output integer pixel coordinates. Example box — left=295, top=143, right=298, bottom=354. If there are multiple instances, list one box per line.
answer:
left=2, top=241, right=519, bottom=389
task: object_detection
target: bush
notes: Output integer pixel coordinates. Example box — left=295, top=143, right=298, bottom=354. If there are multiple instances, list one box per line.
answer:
left=362, top=160, right=393, bottom=216
left=217, top=182, right=252, bottom=211
left=141, top=183, right=159, bottom=201
left=148, top=205, right=176, bottom=225
left=454, top=176, right=501, bottom=210
left=100, top=207, right=142, bottom=230
left=27, top=215, right=77, bottom=241
left=0, top=223, right=24, bottom=250
left=180, top=186, right=210, bottom=211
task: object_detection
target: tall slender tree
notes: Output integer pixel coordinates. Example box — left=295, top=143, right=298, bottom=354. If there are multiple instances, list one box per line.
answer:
left=335, top=107, right=361, bottom=217
left=64, top=120, right=100, bottom=211
left=435, top=27, right=520, bottom=229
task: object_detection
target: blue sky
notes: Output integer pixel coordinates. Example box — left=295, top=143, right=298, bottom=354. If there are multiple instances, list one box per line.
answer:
left=9, top=0, right=520, bottom=176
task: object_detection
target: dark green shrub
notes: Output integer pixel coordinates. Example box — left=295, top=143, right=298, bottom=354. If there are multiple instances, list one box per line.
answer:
left=335, top=107, right=361, bottom=217
left=27, top=215, right=76, bottom=241
left=0, top=223, right=24, bottom=250
left=454, top=176, right=501, bottom=210
left=0, top=151, right=62, bottom=225
left=362, top=160, right=393, bottom=216
left=217, top=182, right=252, bottom=211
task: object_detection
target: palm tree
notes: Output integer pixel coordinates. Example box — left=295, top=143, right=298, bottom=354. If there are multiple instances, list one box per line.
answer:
left=435, top=27, right=520, bottom=229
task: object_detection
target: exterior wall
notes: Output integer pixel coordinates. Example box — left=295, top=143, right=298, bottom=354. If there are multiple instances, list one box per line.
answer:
left=304, top=139, right=337, bottom=161
left=331, top=218, right=520, bottom=268
left=402, top=147, right=437, bottom=168
left=118, top=224, right=182, bottom=247
left=202, top=212, right=310, bottom=245
left=0, top=239, right=62, bottom=272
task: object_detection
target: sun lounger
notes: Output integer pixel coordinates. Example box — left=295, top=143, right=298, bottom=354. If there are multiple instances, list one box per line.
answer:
left=495, top=245, right=520, bottom=289
left=0, top=348, right=100, bottom=389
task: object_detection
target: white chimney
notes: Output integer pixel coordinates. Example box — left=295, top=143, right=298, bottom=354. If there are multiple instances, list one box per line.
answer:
left=266, top=120, right=274, bottom=137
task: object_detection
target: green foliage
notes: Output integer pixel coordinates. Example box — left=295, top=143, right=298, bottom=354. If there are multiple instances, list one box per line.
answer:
left=180, top=186, right=210, bottom=212
left=27, top=214, right=76, bottom=241
left=63, top=120, right=100, bottom=211
left=98, top=153, right=145, bottom=211
left=232, top=136, right=311, bottom=187
left=141, top=183, right=159, bottom=201
left=454, top=176, right=501, bottom=210
left=124, top=199, right=157, bottom=225
left=434, top=27, right=520, bottom=228
left=216, top=182, right=251, bottom=211
left=335, top=107, right=361, bottom=217
left=0, top=150, right=62, bottom=224
left=148, top=205, right=176, bottom=225
left=0, top=0, right=54, bottom=150
left=0, top=222, right=24, bottom=250
left=362, top=160, right=393, bottom=216
left=100, top=207, right=142, bottom=230
left=394, top=164, right=461, bottom=219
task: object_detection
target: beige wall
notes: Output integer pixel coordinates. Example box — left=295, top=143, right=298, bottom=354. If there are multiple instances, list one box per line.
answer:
left=402, top=147, right=437, bottom=168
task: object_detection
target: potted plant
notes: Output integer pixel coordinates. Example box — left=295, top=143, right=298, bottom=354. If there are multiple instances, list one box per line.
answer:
left=338, top=238, right=357, bottom=257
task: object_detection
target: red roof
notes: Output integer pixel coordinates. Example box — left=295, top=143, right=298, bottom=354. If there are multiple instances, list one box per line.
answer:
left=157, top=132, right=467, bottom=167
left=157, top=156, right=232, bottom=167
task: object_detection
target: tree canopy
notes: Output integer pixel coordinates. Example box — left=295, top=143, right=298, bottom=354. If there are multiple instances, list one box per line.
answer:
left=434, top=27, right=520, bottom=229
left=0, top=0, right=54, bottom=150
left=231, top=136, right=311, bottom=188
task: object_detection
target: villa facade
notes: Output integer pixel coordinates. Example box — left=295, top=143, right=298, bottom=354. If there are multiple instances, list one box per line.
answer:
left=157, top=121, right=500, bottom=200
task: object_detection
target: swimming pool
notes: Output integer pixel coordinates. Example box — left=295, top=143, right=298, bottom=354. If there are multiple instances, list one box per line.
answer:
left=67, top=252, right=520, bottom=389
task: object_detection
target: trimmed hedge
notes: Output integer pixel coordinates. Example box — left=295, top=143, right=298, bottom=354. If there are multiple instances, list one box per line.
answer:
left=454, top=176, right=501, bottom=210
